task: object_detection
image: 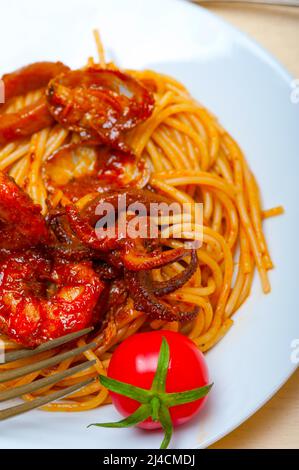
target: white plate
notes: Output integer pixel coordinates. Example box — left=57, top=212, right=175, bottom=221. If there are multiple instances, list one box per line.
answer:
left=0, top=0, right=298, bottom=450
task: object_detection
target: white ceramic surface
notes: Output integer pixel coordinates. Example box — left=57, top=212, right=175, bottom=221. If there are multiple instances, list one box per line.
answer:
left=0, top=0, right=298, bottom=449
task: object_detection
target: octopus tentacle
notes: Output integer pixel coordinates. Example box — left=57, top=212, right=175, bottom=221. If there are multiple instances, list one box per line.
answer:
left=152, top=249, right=198, bottom=296
left=125, top=268, right=198, bottom=322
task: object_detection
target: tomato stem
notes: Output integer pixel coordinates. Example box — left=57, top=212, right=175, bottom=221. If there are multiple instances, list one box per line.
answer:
left=89, top=337, right=213, bottom=449
left=88, top=403, right=152, bottom=429
left=151, top=337, right=170, bottom=393
left=159, top=404, right=173, bottom=449
left=151, top=396, right=161, bottom=422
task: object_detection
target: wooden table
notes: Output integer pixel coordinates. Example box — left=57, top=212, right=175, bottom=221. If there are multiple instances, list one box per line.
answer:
left=199, top=4, right=299, bottom=449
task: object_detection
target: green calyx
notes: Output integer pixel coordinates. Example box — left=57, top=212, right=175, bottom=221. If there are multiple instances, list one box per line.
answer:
left=88, top=337, right=213, bottom=449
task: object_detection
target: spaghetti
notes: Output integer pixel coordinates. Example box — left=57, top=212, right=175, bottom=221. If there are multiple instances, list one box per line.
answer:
left=0, top=32, right=282, bottom=412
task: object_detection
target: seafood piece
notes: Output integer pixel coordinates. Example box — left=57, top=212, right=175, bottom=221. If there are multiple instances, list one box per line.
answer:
left=1, top=62, right=70, bottom=102
left=44, top=143, right=99, bottom=189
left=63, top=189, right=189, bottom=271
left=122, top=242, right=187, bottom=271
left=46, top=68, right=154, bottom=148
left=44, top=143, right=148, bottom=194
left=151, top=249, right=198, bottom=296
left=47, top=208, right=103, bottom=261
left=125, top=266, right=198, bottom=322
left=65, top=204, right=121, bottom=252
left=0, top=251, right=104, bottom=347
left=0, top=171, right=49, bottom=250
left=0, top=98, right=53, bottom=144
left=0, top=62, right=70, bottom=144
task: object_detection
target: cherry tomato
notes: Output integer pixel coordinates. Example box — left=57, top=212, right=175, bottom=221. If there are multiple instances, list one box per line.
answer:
left=107, top=330, right=210, bottom=430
